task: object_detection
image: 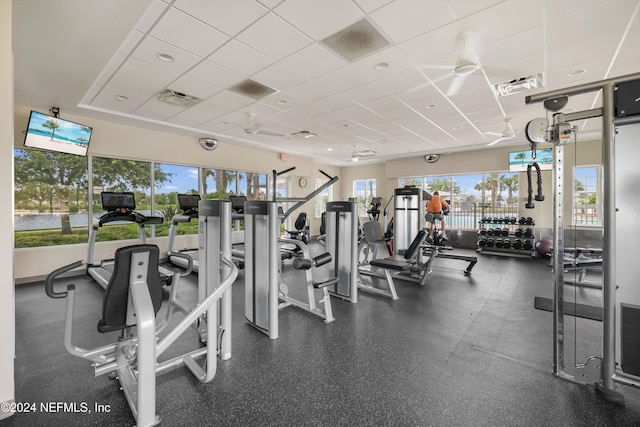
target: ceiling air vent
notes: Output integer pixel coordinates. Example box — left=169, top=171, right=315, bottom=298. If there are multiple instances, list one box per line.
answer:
left=321, top=19, right=391, bottom=62
left=155, top=89, right=201, bottom=107
left=493, top=73, right=545, bottom=97
left=291, top=130, right=318, bottom=139
left=229, top=79, right=277, bottom=100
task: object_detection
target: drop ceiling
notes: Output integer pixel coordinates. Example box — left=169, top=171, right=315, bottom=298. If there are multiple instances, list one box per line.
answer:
left=12, top=0, right=640, bottom=165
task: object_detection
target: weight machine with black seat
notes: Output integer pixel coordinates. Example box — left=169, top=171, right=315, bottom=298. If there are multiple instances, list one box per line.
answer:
left=44, top=198, right=238, bottom=426
left=244, top=200, right=337, bottom=339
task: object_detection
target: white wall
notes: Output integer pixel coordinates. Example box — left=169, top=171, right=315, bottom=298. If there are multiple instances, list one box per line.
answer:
left=1, top=0, right=15, bottom=418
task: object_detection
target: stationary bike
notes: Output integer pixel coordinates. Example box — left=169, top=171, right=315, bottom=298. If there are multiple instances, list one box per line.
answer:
left=425, top=209, right=449, bottom=247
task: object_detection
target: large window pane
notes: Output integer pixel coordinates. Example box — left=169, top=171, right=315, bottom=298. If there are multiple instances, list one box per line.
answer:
left=574, top=166, right=601, bottom=226
left=92, top=157, right=154, bottom=241
left=202, top=168, right=235, bottom=199
left=14, top=148, right=89, bottom=247
left=353, top=178, right=376, bottom=216
left=155, top=163, right=199, bottom=237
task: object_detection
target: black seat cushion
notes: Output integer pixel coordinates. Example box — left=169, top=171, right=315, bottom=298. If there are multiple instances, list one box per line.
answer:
left=97, top=244, right=164, bottom=333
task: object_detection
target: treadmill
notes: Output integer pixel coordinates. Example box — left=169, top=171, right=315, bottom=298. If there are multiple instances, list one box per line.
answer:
left=167, top=193, right=201, bottom=271
left=87, top=191, right=169, bottom=289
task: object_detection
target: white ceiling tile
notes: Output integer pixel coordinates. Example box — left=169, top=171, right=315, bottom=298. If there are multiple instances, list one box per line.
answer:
left=168, top=76, right=221, bottom=100
left=185, top=60, right=244, bottom=88
left=131, top=36, right=203, bottom=73
left=350, top=46, right=413, bottom=82
left=370, top=0, right=456, bottom=43
left=448, top=0, right=503, bottom=18
left=312, top=93, right=358, bottom=112
left=207, top=90, right=255, bottom=110
left=104, top=52, right=128, bottom=73
left=285, top=81, right=331, bottom=103
left=118, top=30, right=145, bottom=55
left=315, top=66, right=368, bottom=92
left=107, top=73, right=162, bottom=99
left=168, top=99, right=230, bottom=127
left=173, top=0, right=268, bottom=36
left=133, top=98, right=189, bottom=120
left=208, top=39, right=273, bottom=76
left=236, top=12, right=313, bottom=60
left=91, top=86, right=148, bottom=114
left=118, top=57, right=180, bottom=86
left=274, top=0, right=363, bottom=40
left=150, top=7, right=229, bottom=57
left=341, top=84, right=389, bottom=105
left=353, top=0, right=394, bottom=14
left=252, top=63, right=307, bottom=91
left=134, top=0, right=170, bottom=33
left=280, top=43, right=345, bottom=79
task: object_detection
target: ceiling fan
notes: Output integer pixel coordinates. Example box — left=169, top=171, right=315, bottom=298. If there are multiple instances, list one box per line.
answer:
left=351, top=145, right=376, bottom=162
left=242, top=112, right=285, bottom=137
left=486, top=118, right=516, bottom=146
left=409, top=31, right=481, bottom=96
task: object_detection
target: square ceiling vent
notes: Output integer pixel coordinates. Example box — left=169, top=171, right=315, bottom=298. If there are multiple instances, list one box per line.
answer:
left=321, top=19, right=391, bottom=62
left=155, top=89, right=201, bottom=107
left=229, top=79, right=277, bottom=100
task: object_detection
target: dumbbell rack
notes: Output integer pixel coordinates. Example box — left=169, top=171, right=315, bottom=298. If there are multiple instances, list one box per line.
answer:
left=476, top=216, right=537, bottom=257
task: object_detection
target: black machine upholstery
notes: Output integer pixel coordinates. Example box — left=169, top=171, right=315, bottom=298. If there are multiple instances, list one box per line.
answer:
left=294, top=212, right=307, bottom=231
left=97, top=244, right=165, bottom=333
left=369, top=229, right=428, bottom=271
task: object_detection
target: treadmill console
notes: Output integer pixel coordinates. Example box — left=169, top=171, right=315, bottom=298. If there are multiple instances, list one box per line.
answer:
left=178, top=193, right=201, bottom=217
left=102, top=191, right=136, bottom=214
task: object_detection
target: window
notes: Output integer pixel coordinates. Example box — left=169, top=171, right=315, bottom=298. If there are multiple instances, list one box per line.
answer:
left=398, top=171, right=520, bottom=230
left=14, top=148, right=89, bottom=247
left=315, top=178, right=332, bottom=218
left=353, top=178, right=376, bottom=216
left=92, top=156, right=156, bottom=241
left=574, top=166, right=601, bottom=226
left=201, top=168, right=235, bottom=199
left=154, top=163, right=199, bottom=237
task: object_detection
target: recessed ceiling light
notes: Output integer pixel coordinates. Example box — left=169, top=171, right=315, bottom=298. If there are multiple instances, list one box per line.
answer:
left=567, top=69, right=586, bottom=77
left=114, top=95, right=129, bottom=102
left=425, top=104, right=437, bottom=109
left=375, top=62, right=389, bottom=70
left=327, top=148, right=333, bottom=151
left=157, top=53, right=175, bottom=62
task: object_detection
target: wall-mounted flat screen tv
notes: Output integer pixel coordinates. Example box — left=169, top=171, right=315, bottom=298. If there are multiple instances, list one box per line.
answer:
left=23, top=110, right=92, bottom=156
left=508, top=148, right=553, bottom=172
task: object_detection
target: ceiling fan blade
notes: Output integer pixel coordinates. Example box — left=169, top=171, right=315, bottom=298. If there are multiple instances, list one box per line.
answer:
left=445, top=74, right=468, bottom=96
left=407, top=72, right=452, bottom=93
left=487, top=137, right=504, bottom=146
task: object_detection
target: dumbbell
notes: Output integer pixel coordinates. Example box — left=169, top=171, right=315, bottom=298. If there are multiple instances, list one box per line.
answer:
left=523, top=228, right=533, bottom=238
left=523, top=240, right=533, bottom=251
left=478, top=238, right=487, bottom=247
left=515, top=228, right=524, bottom=237
left=486, top=238, right=495, bottom=247
left=510, top=217, right=517, bottom=224
left=512, top=239, right=523, bottom=249
left=495, top=238, right=503, bottom=248
left=502, top=239, right=512, bottom=249
left=501, top=228, right=509, bottom=236
left=518, top=217, right=526, bottom=225
left=525, top=217, right=534, bottom=225
left=479, top=228, right=487, bottom=235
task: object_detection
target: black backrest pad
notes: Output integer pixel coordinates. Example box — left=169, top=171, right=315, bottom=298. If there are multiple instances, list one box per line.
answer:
left=295, top=212, right=307, bottom=230
left=404, top=229, right=428, bottom=260
left=99, top=244, right=164, bottom=333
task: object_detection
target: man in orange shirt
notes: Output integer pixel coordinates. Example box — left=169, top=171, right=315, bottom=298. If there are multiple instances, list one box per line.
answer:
left=426, top=191, right=451, bottom=240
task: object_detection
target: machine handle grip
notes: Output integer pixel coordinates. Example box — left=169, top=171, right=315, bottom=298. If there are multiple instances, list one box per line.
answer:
left=45, top=260, right=83, bottom=299
left=318, top=169, right=333, bottom=180
left=292, top=252, right=333, bottom=270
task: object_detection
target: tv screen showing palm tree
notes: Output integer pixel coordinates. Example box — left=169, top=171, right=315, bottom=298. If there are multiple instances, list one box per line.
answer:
left=508, top=148, right=553, bottom=172
left=23, top=110, right=92, bottom=156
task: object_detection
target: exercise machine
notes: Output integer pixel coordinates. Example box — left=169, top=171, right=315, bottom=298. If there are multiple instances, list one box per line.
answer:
left=87, top=191, right=179, bottom=290
left=244, top=200, right=337, bottom=339
left=44, top=197, right=238, bottom=426
left=525, top=71, right=640, bottom=402
left=393, top=186, right=427, bottom=255
left=424, top=212, right=477, bottom=276
left=166, top=193, right=200, bottom=271
left=323, top=201, right=359, bottom=302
